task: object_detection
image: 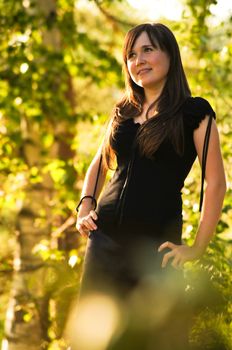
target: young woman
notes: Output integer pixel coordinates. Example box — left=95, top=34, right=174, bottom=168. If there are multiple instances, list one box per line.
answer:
left=75, top=23, right=226, bottom=349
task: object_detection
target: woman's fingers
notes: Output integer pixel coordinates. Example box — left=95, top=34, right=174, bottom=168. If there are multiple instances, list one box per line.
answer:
left=158, top=241, right=177, bottom=252
left=162, top=251, right=184, bottom=270
left=79, top=227, right=89, bottom=237
left=76, top=222, right=89, bottom=237
left=171, top=255, right=183, bottom=270
left=90, top=210, right=98, bottom=221
left=158, top=241, right=183, bottom=269
left=79, top=217, right=96, bottom=231
left=161, top=250, right=175, bottom=268
left=82, top=218, right=94, bottom=231
left=159, top=241, right=196, bottom=269
left=76, top=211, right=98, bottom=237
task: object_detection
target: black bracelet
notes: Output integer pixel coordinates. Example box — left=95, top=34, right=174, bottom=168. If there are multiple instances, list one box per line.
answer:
left=76, top=195, right=97, bottom=212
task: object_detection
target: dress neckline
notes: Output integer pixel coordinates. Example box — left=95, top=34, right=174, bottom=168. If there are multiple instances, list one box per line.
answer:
left=130, top=117, right=151, bottom=127
left=124, top=118, right=151, bottom=127
left=123, top=118, right=140, bottom=127
left=132, top=119, right=142, bottom=126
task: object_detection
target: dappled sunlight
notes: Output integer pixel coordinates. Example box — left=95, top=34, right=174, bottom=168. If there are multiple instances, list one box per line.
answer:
left=20, top=63, right=29, bottom=74
left=22, top=0, right=30, bottom=8
left=128, top=271, right=186, bottom=328
left=1, top=339, right=8, bottom=350
left=127, top=0, right=183, bottom=21
left=65, top=266, right=192, bottom=350
left=127, top=0, right=232, bottom=24
left=68, top=253, right=81, bottom=268
left=65, top=293, right=124, bottom=350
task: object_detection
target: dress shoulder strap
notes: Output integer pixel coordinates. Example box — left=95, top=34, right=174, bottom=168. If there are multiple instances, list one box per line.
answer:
left=92, top=154, right=103, bottom=200
left=199, top=115, right=213, bottom=212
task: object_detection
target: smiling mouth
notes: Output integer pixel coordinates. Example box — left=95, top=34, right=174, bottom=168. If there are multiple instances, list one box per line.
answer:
left=137, top=68, right=151, bottom=76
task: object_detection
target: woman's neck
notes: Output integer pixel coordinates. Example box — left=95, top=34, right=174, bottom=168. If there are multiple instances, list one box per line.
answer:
left=143, top=81, right=165, bottom=105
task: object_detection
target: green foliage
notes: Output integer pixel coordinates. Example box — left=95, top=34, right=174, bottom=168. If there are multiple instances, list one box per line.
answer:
left=0, top=0, right=231, bottom=348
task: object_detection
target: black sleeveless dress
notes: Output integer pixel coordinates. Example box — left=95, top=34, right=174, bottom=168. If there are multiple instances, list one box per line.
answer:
left=78, top=97, right=216, bottom=350
left=96, top=97, right=215, bottom=243
left=83, top=97, right=215, bottom=296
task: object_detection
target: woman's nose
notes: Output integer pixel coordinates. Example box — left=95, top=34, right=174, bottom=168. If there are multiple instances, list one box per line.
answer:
left=136, top=53, right=145, bottom=65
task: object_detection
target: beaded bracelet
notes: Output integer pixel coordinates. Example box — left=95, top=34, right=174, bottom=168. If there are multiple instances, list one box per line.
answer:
left=75, top=195, right=97, bottom=212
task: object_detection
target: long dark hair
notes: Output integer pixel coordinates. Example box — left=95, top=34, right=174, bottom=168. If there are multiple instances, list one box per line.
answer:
left=103, top=23, right=191, bottom=169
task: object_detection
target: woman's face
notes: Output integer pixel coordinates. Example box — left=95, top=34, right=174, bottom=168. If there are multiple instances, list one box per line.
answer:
left=126, top=31, right=170, bottom=92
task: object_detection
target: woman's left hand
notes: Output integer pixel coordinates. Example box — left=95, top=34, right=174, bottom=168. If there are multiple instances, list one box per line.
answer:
left=158, top=241, right=203, bottom=269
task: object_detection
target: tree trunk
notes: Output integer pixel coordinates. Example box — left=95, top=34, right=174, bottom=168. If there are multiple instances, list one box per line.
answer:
left=2, top=1, right=76, bottom=349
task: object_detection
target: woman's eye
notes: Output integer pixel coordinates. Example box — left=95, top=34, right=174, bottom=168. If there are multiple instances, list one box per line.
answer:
left=144, top=47, right=153, bottom=52
left=127, top=52, right=136, bottom=59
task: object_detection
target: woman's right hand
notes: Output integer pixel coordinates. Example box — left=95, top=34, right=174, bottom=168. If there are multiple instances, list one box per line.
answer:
left=76, top=210, right=98, bottom=237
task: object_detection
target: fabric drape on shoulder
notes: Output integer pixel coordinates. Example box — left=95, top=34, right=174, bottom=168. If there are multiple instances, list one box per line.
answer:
left=182, top=97, right=216, bottom=130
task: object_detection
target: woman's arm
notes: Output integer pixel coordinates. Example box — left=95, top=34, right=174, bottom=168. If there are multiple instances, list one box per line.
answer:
left=76, top=146, right=107, bottom=237
left=159, top=116, right=227, bottom=269
left=191, top=117, right=226, bottom=253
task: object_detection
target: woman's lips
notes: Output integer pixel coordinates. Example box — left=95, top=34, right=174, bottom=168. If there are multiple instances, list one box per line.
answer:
left=137, top=68, right=152, bottom=76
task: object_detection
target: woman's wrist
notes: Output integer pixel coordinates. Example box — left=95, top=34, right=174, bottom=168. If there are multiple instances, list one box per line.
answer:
left=191, top=240, right=207, bottom=258
left=76, top=195, right=97, bottom=213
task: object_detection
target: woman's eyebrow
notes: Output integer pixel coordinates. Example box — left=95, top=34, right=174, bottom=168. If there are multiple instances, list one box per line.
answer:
left=132, top=44, right=157, bottom=51
left=141, top=44, right=153, bottom=48
left=136, top=45, right=153, bottom=49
